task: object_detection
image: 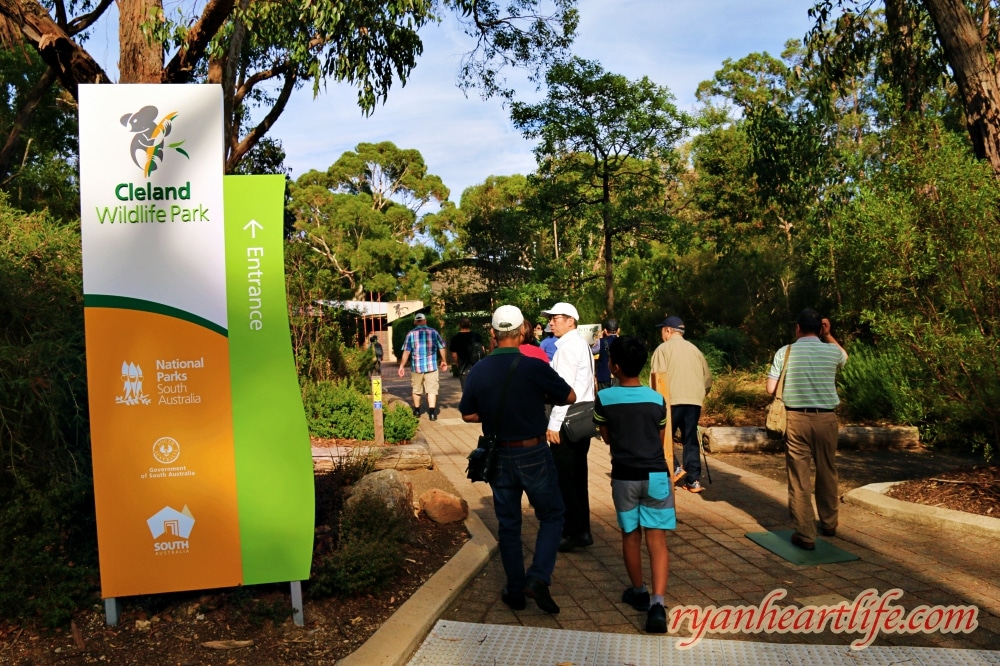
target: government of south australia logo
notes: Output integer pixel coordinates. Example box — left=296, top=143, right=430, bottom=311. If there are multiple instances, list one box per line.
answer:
left=116, top=361, right=150, bottom=405
left=121, top=106, right=190, bottom=177
left=147, top=505, right=195, bottom=554
left=152, top=436, right=180, bottom=464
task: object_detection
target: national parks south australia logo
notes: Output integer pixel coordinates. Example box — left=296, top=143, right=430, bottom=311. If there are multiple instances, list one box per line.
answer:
left=116, top=361, right=151, bottom=405
left=120, top=106, right=190, bottom=177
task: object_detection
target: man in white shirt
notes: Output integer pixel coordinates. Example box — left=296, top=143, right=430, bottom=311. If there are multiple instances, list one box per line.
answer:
left=543, top=302, right=597, bottom=553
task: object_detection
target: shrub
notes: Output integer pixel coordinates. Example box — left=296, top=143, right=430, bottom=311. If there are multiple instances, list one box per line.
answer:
left=302, top=380, right=418, bottom=443
left=837, top=344, right=923, bottom=425
left=702, top=326, right=752, bottom=370
left=309, top=490, right=411, bottom=596
left=0, top=199, right=98, bottom=625
left=384, top=403, right=419, bottom=443
left=703, top=370, right=771, bottom=426
left=692, top=340, right=728, bottom=377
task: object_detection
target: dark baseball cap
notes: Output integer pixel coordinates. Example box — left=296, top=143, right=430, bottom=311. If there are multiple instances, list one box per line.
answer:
left=655, top=315, right=685, bottom=330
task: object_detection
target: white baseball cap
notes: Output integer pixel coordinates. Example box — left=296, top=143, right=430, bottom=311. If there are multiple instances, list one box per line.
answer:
left=492, top=305, right=525, bottom=331
left=541, top=302, right=580, bottom=320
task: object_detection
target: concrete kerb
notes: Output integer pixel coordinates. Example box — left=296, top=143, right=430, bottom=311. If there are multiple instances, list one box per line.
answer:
left=337, top=499, right=497, bottom=666
left=844, top=481, right=1000, bottom=540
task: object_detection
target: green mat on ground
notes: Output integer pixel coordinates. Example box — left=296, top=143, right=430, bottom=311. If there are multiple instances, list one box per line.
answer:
left=746, top=530, right=860, bottom=565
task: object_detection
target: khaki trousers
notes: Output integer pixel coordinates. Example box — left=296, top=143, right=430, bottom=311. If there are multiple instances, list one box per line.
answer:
left=785, top=411, right=840, bottom=541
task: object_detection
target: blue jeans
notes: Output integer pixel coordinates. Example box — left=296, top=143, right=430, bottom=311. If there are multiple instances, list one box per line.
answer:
left=491, top=444, right=565, bottom=591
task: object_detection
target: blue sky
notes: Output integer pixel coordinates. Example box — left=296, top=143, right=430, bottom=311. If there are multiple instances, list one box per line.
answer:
left=278, top=1, right=818, bottom=204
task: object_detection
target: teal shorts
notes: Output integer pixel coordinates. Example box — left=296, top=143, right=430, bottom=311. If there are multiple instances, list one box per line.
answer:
left=611, top=472, right=676, bottom=533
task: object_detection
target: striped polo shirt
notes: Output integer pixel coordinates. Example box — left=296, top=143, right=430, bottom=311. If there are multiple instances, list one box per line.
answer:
left=767, top=337, right=847, bottom=409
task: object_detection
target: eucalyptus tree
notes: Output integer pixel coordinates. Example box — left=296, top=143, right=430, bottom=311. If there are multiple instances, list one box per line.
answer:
left=287, top=142, right=448, bottom=301
left=807, top=0, right=1000, bottom=175
left=510, top=57, right=689, bottom=317
left=0, top=0, right=578, bottom=173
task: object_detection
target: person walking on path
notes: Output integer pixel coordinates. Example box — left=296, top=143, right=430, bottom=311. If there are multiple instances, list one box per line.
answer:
left=594, top=319, right=620, bottom=390
left=766, top=308, right=848, bottom=550
left=594, top=335, right=673, bottom=634
left=460, top=305, right=576, bottom=614
left=650, top=315, right=713, bottom=494
left=448, top=316, right=485, bottom=389
left=543, top=302, right=597, bottom=553
left=398, top=313, right=449, bottom=421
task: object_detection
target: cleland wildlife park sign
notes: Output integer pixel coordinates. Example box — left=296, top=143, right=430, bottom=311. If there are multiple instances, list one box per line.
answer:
left=78, top=85, right=313, bottom=619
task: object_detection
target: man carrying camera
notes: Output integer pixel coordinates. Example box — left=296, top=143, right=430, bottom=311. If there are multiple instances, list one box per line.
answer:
left=459, top=305, right=576, bottom=614
left=766, top=308, right=848, bottom=551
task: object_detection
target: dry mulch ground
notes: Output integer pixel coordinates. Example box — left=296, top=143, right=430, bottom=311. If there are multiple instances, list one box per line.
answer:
left=0, top=467, right=468, bottom=666
left=886, top=463, right=1000, bottom=518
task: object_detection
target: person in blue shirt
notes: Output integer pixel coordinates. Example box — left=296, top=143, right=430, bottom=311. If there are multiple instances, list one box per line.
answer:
left=594, top=335, right=674, bottom=634
left=594, top=318, right=619, bottom=390
left=397, top=313, right=448, bottom=420
left=539, top=321, right=558, bottom=361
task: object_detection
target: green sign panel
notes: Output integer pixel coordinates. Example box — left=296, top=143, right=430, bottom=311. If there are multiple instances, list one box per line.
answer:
left=225, top=175, right=314, bottom=584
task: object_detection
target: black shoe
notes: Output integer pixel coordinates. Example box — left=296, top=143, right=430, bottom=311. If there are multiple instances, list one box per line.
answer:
left=790, top=533, right=816, bottom=550
left=428, top=409, right=438, bottom=421
left=557, top=536, right=577, bottom=553
left=820, top=526, right=836, bottom=537
left=501, top=588, right=526, bottom=610
left=622, top=587, right=650, bottom=611
left=412, top=407, right=421, bottom=417
left=523, top=577, right=560, bottom=614
left=646, top=603, right=667, bottom=633
left=557, top=532, right=593, bottom=553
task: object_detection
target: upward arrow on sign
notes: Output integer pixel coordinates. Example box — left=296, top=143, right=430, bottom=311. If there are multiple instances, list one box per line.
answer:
left=243, top=219, right=263, bottom=238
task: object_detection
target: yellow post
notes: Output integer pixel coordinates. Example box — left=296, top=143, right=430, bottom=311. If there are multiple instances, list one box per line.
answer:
left=651, top=371, right=673, bottom=468
left=372, top=375, right=384, bottom=447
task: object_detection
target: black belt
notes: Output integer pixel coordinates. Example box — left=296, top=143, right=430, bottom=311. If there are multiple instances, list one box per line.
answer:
left=787, top=407, right=835, bottom=413
left=497, top=436, right=544, bottom=448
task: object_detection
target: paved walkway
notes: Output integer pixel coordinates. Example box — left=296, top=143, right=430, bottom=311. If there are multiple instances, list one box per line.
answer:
left=384, top=372, right=1000, bottom=656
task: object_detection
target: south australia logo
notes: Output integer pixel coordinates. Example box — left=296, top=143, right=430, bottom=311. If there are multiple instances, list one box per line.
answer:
left=121, top=106, right=190, bottom=177
left=116, top=361, right=150, bottom=405
left=147, top=505, right=195, bottom=554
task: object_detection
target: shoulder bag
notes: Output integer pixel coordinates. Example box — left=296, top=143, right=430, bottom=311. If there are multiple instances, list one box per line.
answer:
left=466, top=355, right=521, bottom=483
left=765, top=345, right=792, bottom=437
left=561, top=401, right=598, bottom=441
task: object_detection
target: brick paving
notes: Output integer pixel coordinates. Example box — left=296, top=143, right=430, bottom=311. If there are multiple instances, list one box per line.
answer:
left=387, top=373, right=1000, bottom=650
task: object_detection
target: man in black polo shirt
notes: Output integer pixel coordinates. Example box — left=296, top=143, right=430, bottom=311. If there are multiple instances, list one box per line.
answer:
left=460, top=304, right=576, bottom=615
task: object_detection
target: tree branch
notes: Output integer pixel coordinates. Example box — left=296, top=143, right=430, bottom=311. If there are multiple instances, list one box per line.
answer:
left=226, top=66, right=296, bottom=172
left=0, top=0, right=110, bottom=97
left=162, top=0, right=236, bottom=83
left=0, top=64, right=56, bottom=178
left=67, top=0, right=114, bottom=36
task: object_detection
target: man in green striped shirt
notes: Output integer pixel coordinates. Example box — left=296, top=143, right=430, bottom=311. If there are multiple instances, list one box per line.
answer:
left=766, top=309, right=848, bottom=551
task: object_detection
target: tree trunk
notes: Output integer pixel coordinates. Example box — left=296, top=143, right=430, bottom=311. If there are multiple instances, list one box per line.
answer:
left=885, top=0, right=922, bottom=113
left=601, top=162, right=614, bottom=317
left=0, top=65, right=55, bottom=180
left=924, top=0, right=1000, bottom=175
left=118, top=0, right=162, bottom=83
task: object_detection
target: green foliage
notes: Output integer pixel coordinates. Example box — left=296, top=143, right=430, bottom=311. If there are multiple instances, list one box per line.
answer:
left=0, top=197, right=98, bottom=625
left=384, top=404, right=420, bottom=443
left=309, top=491, right=411, bottom=596
left=826, top=120, right=1000, bottom=453
left=288, top=143, right=448, bottom=302
left=0, top=50, right=79, bottom=221
left=0, top=477, right=98, bottom=626
left=509, top=57, right=690, bottom=316
left=837, top=344, right=923, bottom=425
left=301, top=380, right=417, bottom=443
